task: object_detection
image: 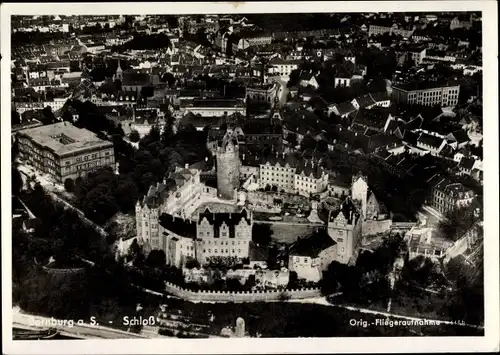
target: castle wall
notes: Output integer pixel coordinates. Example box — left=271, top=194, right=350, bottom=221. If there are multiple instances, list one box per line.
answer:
left=164, top=281, right=321, bottom=302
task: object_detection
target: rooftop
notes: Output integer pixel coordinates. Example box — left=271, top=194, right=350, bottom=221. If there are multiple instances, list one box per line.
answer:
left=17, top=122, right=112, bottom=156
left=289, top=228, right=336, bottom=258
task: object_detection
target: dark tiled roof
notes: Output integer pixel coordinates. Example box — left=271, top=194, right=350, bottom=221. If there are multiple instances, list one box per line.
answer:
left=329, top=197, right=361, bottom=225
left=160, top=213, right=197, bottom=239
left=249, top=241, right=269, bottom=261
left=460, top=157, right=475, bottom=170
left=334, top=101, right=357, bottom=115
left=402, top=130, right=418, bottom=145
left=370, top=91, right=389, bottom=102
left=289, top=229, right=336, bottom=258
left=349, top=108, right=390, bottom=130
left=450, top=129, right=470, bottom=144
left=418, top=133, right=444, bottom=149
left=197, top=208, right=251, bottom=239
left=355, top=94, right=376, bottom=109
left=122, top=72, right=151, bottom=86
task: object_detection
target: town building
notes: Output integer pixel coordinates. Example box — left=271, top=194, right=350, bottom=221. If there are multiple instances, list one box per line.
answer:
left=16, top=122, right=115, bottom=183
left=288, top=229, right=337, bottom=282
left=326, top=197, right=363, bottom=265
left=196, top=208, right=253, bottom=264
left=391, top=81, right=460, bottom=107
left=427, top=176, right=475, bottom=215
left=180, top=98, right=246, bottom=117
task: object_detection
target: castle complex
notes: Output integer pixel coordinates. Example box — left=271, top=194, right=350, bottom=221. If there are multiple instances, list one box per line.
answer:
left=135, top=126, right=382, bottom=270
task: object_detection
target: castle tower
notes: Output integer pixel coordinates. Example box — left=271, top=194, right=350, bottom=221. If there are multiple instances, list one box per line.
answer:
left=351, top=172, right=369, bottom=220
left=216, top=132, right=241, bottom=200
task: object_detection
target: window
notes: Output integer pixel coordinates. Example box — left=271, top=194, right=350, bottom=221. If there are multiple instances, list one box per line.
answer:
left=338, top=237, right=344, bottom=243
left=215, top=249, right=218, bottom=253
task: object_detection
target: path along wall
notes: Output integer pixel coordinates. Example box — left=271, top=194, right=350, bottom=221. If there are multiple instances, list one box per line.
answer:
left=165, top=282, right=321, bottom=303
left=361, top=219, right=392, bottom=236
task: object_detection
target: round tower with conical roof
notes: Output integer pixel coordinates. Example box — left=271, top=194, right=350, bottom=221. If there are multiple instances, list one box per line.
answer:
left=216, top=132, right=241, bottom=200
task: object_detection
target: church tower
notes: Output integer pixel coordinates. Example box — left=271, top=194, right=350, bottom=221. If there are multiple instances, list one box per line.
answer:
left=216, top=131, right=241, bottom=200
left=115, top=59, right=123, bottom=81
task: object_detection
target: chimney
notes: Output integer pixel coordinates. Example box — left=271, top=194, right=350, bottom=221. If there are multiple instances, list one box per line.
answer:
left=185, top=163, right=189, bottom=169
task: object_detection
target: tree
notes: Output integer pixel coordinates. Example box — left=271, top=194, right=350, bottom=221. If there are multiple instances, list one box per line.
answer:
left=64, top=178, right=75, bottom=192
left=12, top=167, right=23, bottom=195
left=146, top=249, right=167, bottom=268
left=129, top=130, right=140, bottom=143
left=185, top=257, right=201, bottom=269
left=128, top=239, right=141, bottom=257
left=41, top=106, right=57, bottom=125
left=12, top=109, right=21, bottom=125
left=286, top=133, right=298, bottom=147
left=160, top=72, right=176, bottom=86
left=288, top=271, right=299, bottom=289
left=300, top=134, right=317, bottom=151
left=438, top=205, right=478, bottom=242
left=113, top=79, right=122, bottom=91
left=287, top=69, right=301, bottom=88
left=252, top=224, right=273, bottom=246
left=140, top=86, right=154, bottom=98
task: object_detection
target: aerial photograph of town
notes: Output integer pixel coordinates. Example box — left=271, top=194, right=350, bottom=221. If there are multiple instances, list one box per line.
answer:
left=9, top=11, right=485, bottom=340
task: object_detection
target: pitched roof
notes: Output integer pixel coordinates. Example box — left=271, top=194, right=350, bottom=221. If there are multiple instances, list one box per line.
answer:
left=450, top=129, right=470, bottom=144
left=354, top=94, right=376, bottom=109
left=417, top=133, right=444, bottom=149
left=333, top=101, right=357, bottom=115
left=289, top=229, right=336, bottom=258
left=329, top=197, right=361, bottom=225
left=197, top=208, right=252, bottom=238
left=159, top=213, right=197, bottom=239
left=249, top=241, right=269, bottom=261
left=460, top=157, right=475, bottom=170
left=122, top=72, right=151, bottom=86
left=349, top=108, right=390, bottom=130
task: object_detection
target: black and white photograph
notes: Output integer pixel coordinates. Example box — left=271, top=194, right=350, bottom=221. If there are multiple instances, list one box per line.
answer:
left=1, top=1, right=498, bottom=354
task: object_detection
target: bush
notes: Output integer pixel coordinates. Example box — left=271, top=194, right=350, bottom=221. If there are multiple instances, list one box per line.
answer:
left=129, top=130, right=140, bottom=143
